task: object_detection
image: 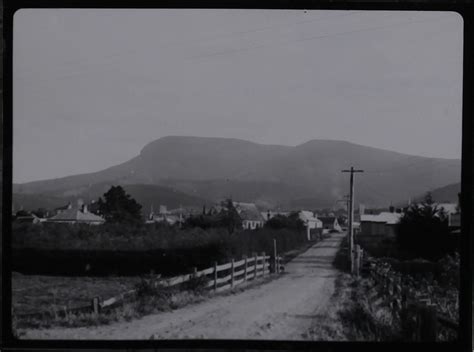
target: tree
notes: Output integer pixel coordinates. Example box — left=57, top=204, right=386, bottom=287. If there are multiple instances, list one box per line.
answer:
left=265, top=211, right=305, bottom=232
left=183, top=214, right=217, bottom=230
left=98, top=186, right=143, bottom=225
left=217, top=199, right=242, bottom=234
left=396, top=192, right=452, bottom=260
left=32, top=208, right=49, bottom=218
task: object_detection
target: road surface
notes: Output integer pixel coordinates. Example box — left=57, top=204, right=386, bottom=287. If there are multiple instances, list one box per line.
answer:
left=23, top=233, right=345, bottom=340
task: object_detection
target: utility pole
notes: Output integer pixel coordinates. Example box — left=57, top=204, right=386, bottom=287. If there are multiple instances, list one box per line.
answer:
left=341, top=166, right=364, bottom=274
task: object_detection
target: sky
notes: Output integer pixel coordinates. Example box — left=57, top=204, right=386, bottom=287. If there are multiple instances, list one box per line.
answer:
left=13, top=9, right=463, bottom=183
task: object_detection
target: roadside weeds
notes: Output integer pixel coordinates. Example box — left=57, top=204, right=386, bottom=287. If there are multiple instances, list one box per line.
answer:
left=14, top=271, right=282, bottom=337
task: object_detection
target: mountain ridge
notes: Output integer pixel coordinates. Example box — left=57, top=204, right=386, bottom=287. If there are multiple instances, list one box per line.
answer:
left=13, top=136, right=461, bottom=209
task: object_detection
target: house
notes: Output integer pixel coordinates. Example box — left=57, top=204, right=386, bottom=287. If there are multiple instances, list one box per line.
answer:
left=146, top=204, right=184, bottom=226
left=436, top=202, right=461, bottom=234
left=14, top=212, right=44, bottom=225
left=437, top=203, right=458, bottom=216
left=87, top=200, right=101, bottom=215
left=318, top=216, right=342, bottom=233
left=54, top=202, right=73, bottom=215
left=146, top=213, right=182, bottom=226
left=360, top=212, right=402, bottom=237
left=449, top=212, right=461, bottom=228
left=436, top=203, right=460, bottom=227
left=233, top=202, right=265, bottom=230
left=260, top=210, right=290, bottom=223
left=299, top=210, right=323, bottom=240
left=46, top=204, right=105, bottom=225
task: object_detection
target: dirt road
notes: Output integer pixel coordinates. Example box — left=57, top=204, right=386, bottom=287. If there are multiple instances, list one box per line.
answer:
left=23, top=233, right=345, bottom=340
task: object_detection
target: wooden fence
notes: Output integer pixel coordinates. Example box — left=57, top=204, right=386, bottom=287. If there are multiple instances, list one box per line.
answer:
left=361, top=257, right=459, bottom=341
left=16, top=253, right=284, bottom=319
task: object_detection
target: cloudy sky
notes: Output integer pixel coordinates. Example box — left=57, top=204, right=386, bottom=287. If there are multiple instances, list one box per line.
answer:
left=13, top=9, right=463, bottom=183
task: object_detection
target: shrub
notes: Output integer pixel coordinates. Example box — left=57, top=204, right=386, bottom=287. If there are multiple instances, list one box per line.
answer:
left=13, top=223, right=308, bottom=276
left=264, top=212, right=305, bottom=232
left=396, top=193, right=453, bottom=260
left=183, top=275, right=209, bottom=293
left=436, top=252, right=460, bottom=288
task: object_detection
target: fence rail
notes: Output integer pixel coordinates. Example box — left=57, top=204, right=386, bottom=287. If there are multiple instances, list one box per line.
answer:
left=16, top=253, right=283, bottom=319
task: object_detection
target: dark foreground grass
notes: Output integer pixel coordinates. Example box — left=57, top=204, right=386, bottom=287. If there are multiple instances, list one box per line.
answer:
left=12, top=233, right=330, bottom=333
left=13, top=271, right=282, bottom=336
left=12, top=272, right=141, bottom=316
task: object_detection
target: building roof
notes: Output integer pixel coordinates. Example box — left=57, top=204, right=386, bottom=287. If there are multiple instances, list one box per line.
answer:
left=54, top=202, right=72, bottom=211
left=48, top=208, right=105, bottom=223
left=299, top=210, right=321, bottom=223
left=261, top=211, right=290, bottom=220
left=436, top=203, right=459, bottom=215
left=149, top=213, right=182, bottom=224
left=233, top=202, right=264, bottom=222
left=15, top=214, right=42, bottom=223
left=360, top=212, right=402, bottom=225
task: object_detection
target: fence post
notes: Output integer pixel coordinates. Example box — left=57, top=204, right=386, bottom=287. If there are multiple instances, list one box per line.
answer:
left=193, top=266, right=198, bottom=278
left=244, top=255, right=248, bottom=282
left=91, top=297, right=100, bottom=315
left=356, top=245, right=361, bottom=277
left=353, top=244, right=360, bottom=277
left=231, top=258, right=235, bottom=288
left=213, top=261, right=218, bottom=291
left=254, top=253, right=258, bottom=279
left=417, top=305, right=438, bottom=341
left=273, top=238, right=277, bottom=274
left=262, top=252, right=266, bottom=276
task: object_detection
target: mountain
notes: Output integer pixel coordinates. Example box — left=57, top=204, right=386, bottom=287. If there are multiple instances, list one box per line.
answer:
left=412, top=182, right=461, bottom=204
left=13, top=136, right=461, bottom=209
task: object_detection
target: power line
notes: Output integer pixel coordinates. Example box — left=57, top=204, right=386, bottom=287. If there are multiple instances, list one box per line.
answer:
left=187, top=14, right=451, bottom=62
left=16, top=11, right=357, bottom=82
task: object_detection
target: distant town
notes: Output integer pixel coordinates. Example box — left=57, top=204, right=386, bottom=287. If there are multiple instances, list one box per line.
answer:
left=12, top=191, right=461, bottom=238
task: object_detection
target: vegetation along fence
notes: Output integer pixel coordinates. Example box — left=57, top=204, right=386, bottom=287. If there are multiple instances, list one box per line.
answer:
left=15, top=253, right=284, bottom=320
left=361, top=256, right=459, bottom=341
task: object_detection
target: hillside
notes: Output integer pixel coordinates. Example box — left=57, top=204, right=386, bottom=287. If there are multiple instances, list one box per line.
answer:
left=13, top=183, right=212, bottom=215
left=13, top=136, right=461, bottom=209
left=413, top=182, right=461, bottom=204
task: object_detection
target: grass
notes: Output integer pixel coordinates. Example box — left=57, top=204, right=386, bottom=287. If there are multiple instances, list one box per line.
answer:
left=12, top=272, right=141, bottom=316
left=307, top=273, right=403, bottom=341
left=305, top=273, right=352, bottom=341
left=13, top=275, right=205, bottom=332
left=308, top=235, right=403, bottom=341
left=12, top=233, right=332, bottom=333
left=13, top=269, right=282, bottom=334
left=308, top=236, right=459, bottom=342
